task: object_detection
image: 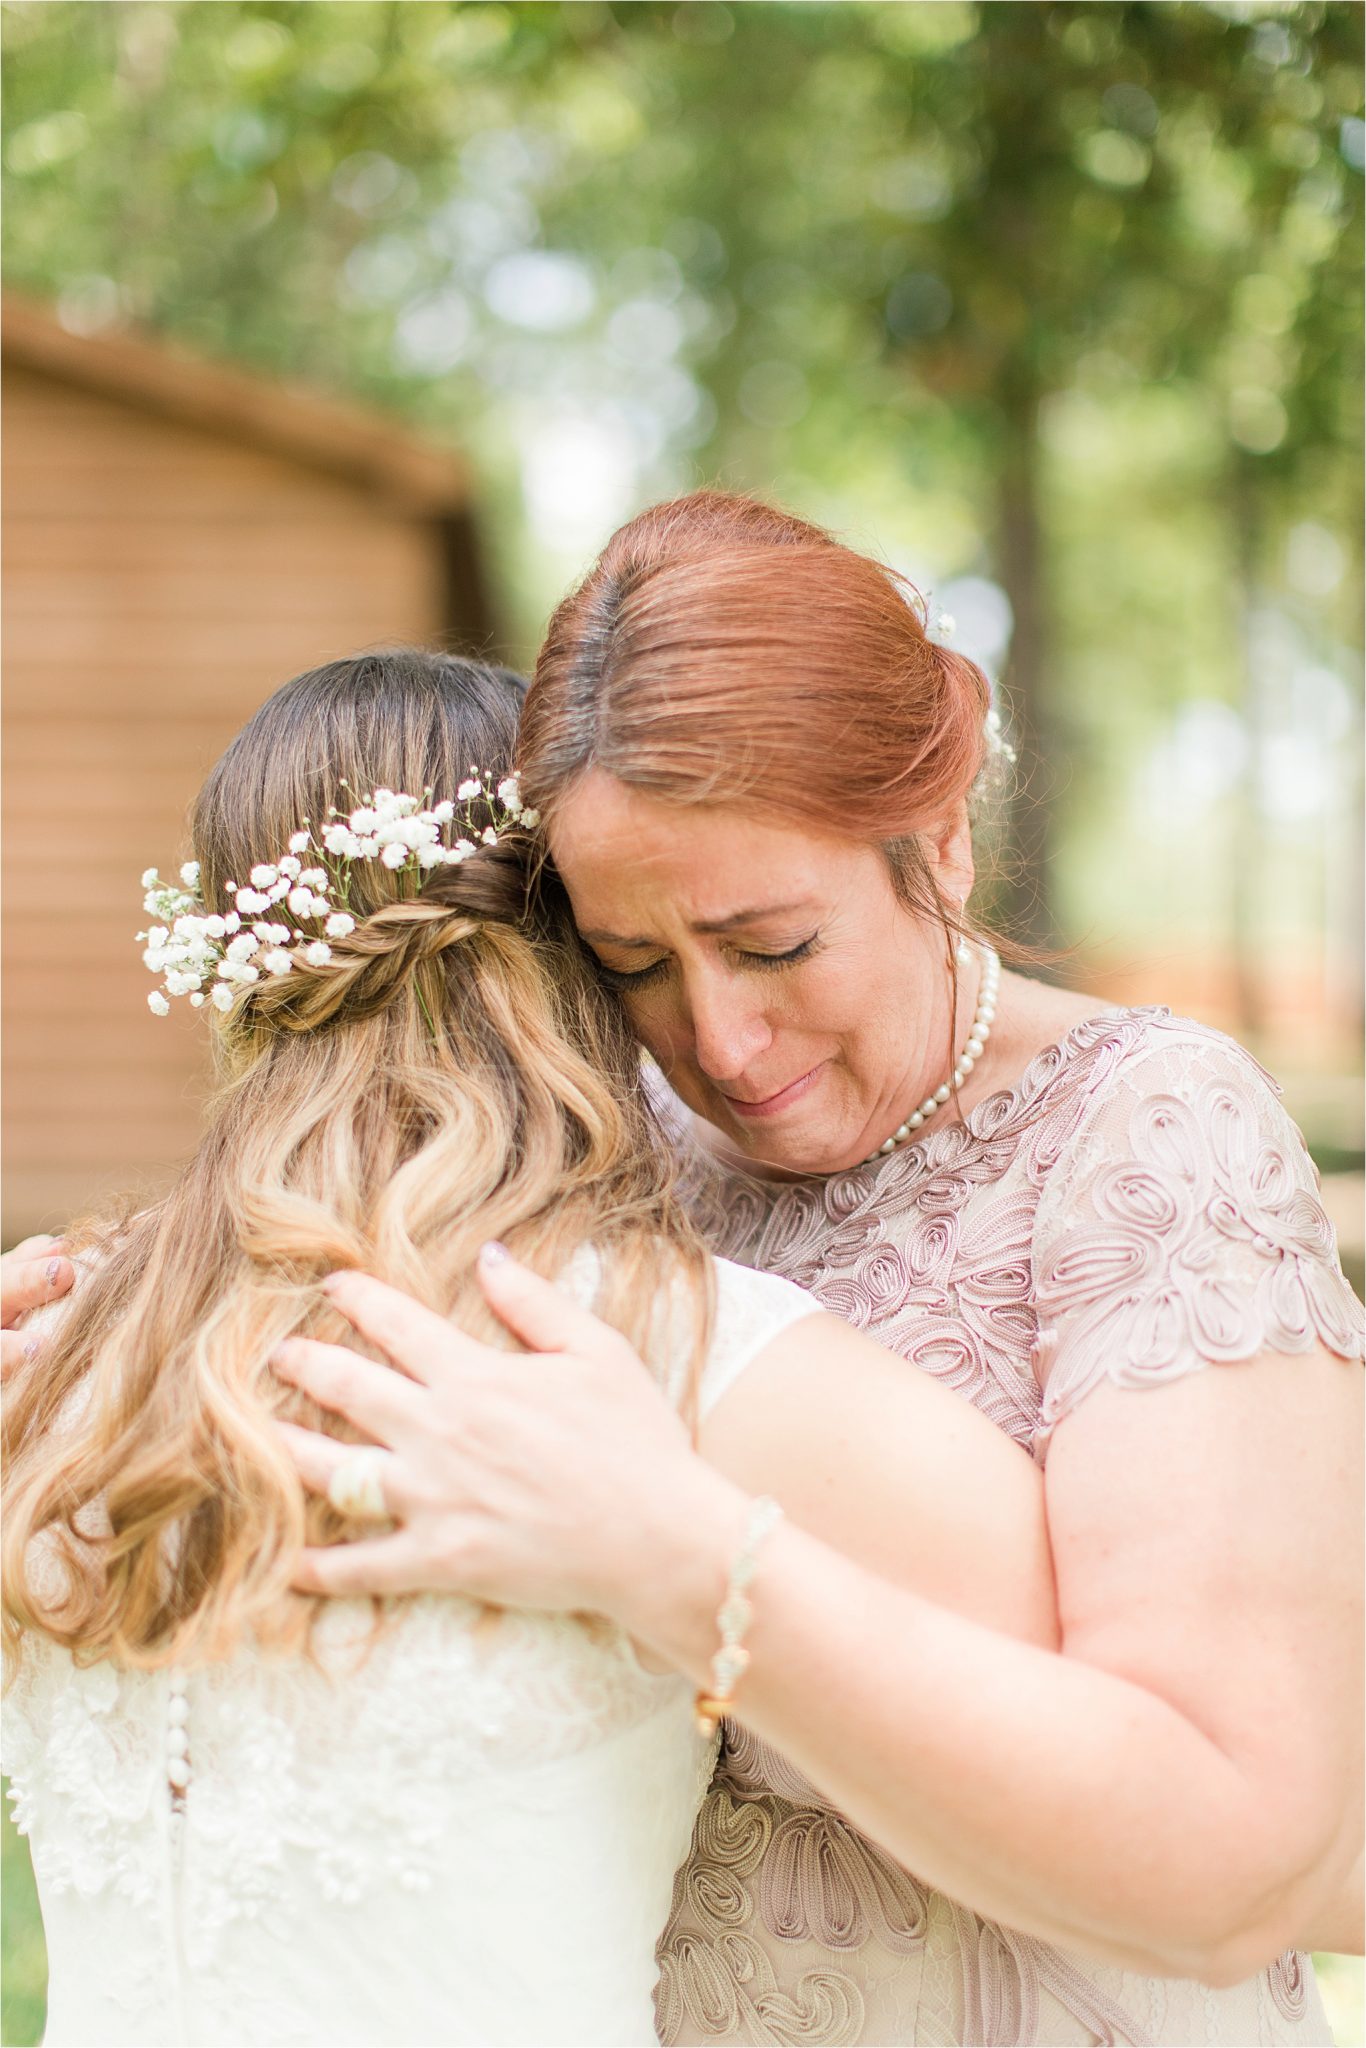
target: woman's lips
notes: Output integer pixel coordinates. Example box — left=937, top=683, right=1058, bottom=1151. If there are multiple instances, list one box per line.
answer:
left=721, top=1062, right=827, bottom=1120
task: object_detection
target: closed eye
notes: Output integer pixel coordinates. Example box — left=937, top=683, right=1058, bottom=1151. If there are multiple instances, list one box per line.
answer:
left=595, top=934, right=823, bottom=992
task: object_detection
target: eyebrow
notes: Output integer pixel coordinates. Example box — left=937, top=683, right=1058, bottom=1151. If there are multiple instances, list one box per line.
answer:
left=580, top=902, right=815, bottom=948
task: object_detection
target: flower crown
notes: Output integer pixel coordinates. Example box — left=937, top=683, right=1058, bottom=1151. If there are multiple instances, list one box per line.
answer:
left=139, top=773, right=538, bottom=1017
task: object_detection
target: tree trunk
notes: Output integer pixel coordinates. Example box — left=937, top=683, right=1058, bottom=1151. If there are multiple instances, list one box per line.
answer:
left=1229, top=460, right=1265, bottom=1044
left=994, top=388, right=1058, bottom=960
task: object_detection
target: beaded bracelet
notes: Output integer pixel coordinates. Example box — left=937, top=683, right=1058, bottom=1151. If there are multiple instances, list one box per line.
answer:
left=694, top=1495, right=784, bottom=1738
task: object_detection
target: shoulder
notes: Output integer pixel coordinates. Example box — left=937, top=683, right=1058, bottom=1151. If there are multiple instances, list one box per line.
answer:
left=1049, top=1008, right=1321, bottom=1189
left=698, top=1258, right=823, bottom=1421
left=1030, top=1010, right=1364, bottom=1450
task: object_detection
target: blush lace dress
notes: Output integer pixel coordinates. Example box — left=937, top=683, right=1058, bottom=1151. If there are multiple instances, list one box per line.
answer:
left=656, top=1008, right=1364, bottom=2048
left=2, top=1255, right=818, bottom=2048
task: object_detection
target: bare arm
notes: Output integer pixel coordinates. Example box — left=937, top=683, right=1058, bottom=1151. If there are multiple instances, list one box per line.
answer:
left=697, top=1310, right=1057, bottom=1651
left=274, top=1261, right=1362, bottom=1981
left=629, top=1349, right=1361, bottom=1981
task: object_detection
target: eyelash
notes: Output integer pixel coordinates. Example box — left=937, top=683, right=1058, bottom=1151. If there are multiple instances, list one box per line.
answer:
left=597, top=935, right=823, bottom=992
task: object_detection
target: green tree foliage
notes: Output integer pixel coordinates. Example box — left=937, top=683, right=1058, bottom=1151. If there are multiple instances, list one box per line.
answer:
left=3, top=0, right=1361, bottom=955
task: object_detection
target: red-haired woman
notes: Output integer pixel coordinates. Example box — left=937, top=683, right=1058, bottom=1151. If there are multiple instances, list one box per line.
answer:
left=40, top=494, right=1363, bottom=2045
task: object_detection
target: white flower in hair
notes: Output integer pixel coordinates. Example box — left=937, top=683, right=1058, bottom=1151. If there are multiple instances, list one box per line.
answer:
left=139, top=772, right=532, bottom=1015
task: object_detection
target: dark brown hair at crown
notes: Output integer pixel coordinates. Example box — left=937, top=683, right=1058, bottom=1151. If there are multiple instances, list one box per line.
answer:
left=518, top=489, right=996, bottom=943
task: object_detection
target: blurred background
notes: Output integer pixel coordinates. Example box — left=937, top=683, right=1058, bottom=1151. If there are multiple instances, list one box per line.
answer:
left=1, top=3, right=1362, bottom=2042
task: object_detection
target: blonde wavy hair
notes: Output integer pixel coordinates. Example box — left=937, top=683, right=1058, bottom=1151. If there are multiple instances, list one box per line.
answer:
left=2, top=650, right=711, bottom=1671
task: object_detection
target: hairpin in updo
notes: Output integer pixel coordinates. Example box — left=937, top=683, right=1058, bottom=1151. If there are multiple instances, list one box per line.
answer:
left=138, top=773, right=538, bottom=1017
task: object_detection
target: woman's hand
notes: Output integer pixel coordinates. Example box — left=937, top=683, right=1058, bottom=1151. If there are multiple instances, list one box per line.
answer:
left=273, top=1247, right=739, bottom=1620
left=2, top=1234, right=74, bottom=1380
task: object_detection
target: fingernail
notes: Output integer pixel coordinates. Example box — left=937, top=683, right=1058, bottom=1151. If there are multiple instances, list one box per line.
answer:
left=478, top=1240, right=510, bottom=1268
left=45, top=1258, right=63, bottom=1286
left=22, top=1336, right=40, bottom=1365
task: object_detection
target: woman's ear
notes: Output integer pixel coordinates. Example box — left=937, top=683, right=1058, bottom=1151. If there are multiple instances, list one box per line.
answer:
left=924, top=803, right=975, bottom=910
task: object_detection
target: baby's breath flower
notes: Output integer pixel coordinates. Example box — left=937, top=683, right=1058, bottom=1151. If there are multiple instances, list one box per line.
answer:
left=520, top=807, right=541, bottom=829
left=140, top=773, right=524, bottom=1020
left=148, top=991, right=170, bottom=1016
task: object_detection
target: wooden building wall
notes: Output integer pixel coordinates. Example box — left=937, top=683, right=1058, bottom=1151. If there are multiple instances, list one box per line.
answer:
left=2, top=358, right=467, bottom=1240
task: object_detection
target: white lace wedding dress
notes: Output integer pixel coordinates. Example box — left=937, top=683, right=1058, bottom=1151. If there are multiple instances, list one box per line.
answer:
left=2, top=1256, right=817, bottom=2048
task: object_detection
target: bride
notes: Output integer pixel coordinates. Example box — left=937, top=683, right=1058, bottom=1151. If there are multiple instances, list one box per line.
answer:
left=2, top=647, right=1060, bottom=2048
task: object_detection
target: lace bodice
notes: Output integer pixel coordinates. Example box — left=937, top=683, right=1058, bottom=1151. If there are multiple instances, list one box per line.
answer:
left=3, top=1254, right=817, bottom=2048
left=658, top=1008, right=1360, bottom=2046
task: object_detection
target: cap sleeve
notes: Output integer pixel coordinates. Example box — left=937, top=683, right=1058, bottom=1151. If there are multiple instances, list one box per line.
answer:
left=1030, top=1020, right=1364, bottom=1458
left=699, top=1259, right=823, bottom=1420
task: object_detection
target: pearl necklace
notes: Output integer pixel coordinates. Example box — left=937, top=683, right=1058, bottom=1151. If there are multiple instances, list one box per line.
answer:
left=861, top=942, right=1001, bottom=1166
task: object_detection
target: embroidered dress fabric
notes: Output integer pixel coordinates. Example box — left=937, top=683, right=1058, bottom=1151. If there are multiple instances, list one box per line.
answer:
left=2, top=1256, right=817, bottom=2048
left=656, top=1009, right=1362, bottom=2048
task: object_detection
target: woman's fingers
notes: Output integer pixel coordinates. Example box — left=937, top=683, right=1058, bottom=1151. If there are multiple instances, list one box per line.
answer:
left=272, top=1336, right=426, bottom=1447
left=1, top=1329, right=43, bottom=1383
left=475, top=1243, right=629, bottom=1359
left=2, top=1241, right=74, bottom=1328
left=322, top=1270, right=497, bottom=1383
left=290, top=1534, right=432, bottom=1599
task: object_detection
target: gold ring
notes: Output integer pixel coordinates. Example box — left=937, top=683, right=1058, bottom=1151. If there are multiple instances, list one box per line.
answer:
left=326, top=1447, right=388, bottom=1521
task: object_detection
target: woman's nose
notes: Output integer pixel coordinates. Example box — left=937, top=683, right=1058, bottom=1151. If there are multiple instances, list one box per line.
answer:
left=684, top=971, right=773, bottom=1083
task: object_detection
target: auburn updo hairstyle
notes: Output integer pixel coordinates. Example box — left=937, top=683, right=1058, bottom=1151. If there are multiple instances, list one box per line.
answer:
left=3, top=650, right=711, bottom=1671
left=518, top=490, right=996, bottom=941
